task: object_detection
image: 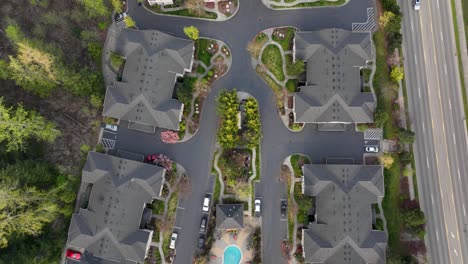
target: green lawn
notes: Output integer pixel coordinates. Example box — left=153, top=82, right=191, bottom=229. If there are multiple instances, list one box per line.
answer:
left=213, top=173, right=221, bottom=203
left=373, top=31, right=398, bottom=139
left=262, top=44, right=285, bottom=81
left=450, top=0, right=468, bottom=129
left=381, top=154, right=403, bottom=255
left=196, top=39, right=215, bottom=67
left=286, top=79, right=297, bottom=93
left=272, top=27, right=296, bottom=51
left=290, top=154, right=311, bottom=177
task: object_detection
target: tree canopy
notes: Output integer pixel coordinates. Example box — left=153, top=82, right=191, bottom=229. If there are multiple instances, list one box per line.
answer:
left=184, top=26, right=200, bottom=41
left=0, top=161, right=77, bottom=248
left=0, top=99, right=60, bottom=152
left=243, top=98, right=262, bottom=148
left=216, top=90, right=240, bottom=149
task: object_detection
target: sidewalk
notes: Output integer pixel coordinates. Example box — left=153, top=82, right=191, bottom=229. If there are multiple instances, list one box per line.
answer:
left=261, top=0, right=348, bottom=8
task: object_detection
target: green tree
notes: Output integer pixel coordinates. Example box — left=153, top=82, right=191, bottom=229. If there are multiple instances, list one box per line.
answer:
left=379, top=154, right=395, bottom=169
left=4, top=24, right=23, bottom=44
left=216, top=90, right=240, bottom=149
left=79, top=0, right=109, bottom=18
left=184, top=26, right=200, bottom=40
left=0, top=59, right=10, bottom=80
left=8, top=42, right=59, bottom=97
left=0, top=99, right=60, bottom=152
left=243, top=98, right=262, bottom=148
left=111, top=0, right=123, bottom=12
left=402, top=209, right=426, bottom=228
left=0, top=161, right=76, bottom=248
left=124, top=16, right=137, bottom=28
left=286, top=59, right=305, bottom=76
left=374, top=109, right=389, bottom=128
left=390, top=66, right=404, bottom=83
left=398, top=128, right=416, bottom=144
left=379, top=11, right=395, bottom=29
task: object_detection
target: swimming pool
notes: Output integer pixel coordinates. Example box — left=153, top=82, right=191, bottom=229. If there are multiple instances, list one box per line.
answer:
left=223, top=245, right=242, bottom=264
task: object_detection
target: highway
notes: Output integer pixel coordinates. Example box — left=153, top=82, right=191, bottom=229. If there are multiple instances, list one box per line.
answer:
left=401, top=0, right=468, bottom=262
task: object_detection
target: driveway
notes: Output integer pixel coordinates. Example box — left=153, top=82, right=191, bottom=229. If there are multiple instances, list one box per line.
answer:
left=111, top=0, right=375, bottom=263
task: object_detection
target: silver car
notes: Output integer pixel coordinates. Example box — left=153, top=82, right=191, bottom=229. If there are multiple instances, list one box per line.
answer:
left=413, top=0, right=420, bottom=10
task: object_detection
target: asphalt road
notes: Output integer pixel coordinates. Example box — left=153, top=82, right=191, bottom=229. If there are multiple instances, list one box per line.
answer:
left=401, top=0, right=468, bottom=262
left=117, top=1, right=373, bottom=263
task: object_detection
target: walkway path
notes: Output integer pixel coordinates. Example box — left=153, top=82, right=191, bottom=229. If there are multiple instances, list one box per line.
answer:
left=261, top=0, right=348, bottom=9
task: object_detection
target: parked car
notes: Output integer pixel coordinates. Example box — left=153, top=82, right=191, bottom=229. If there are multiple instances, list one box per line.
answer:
left=200, top=217, right=207, bottom=233
left=197, top=236, right=205, bottom=250
left=254, top=199, right=261, bottom=214
left=281, top=200, right=287, bottom=217
left=66, top=249, right=82, bottom=261
left=202, top=195, right=211, bottom=212
left=413, top=0, right=420, bottom=10
left=365, top=146, right=379, bottom=153
left=105, top=124, right=118, bottom=132
left=169, top=232, right=178, bottom=249
left=114, top=12, right=126, bottom=22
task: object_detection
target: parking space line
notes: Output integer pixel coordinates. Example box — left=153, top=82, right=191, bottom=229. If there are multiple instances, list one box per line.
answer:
left=177, top=207, right=185, bottom=210
left=174, top=226, right=182, bottom=230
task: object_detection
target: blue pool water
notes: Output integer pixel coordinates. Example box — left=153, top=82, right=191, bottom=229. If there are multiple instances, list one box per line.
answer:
left=223, top=245, right=242, bottom=264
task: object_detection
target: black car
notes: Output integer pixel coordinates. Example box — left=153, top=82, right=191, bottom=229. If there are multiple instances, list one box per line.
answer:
left=200, top=217, right=207, bottom=233
left=197, top=236, right=205, bottom=250
left=114, top=12, right=125, bottom=22
left=281, top=200, right=287, bottom=217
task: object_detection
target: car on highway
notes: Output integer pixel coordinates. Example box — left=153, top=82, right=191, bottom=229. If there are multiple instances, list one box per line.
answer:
left=413, top=0, right=420, bottom=10
left=202, top=195, right=211, bottom=212
left=66, top=249, right=82, bottom=261
left=200, top=217, right=207, bottom=233
left=365, top=146, right=379, bottom=153
left=169, top=232, right=178, bottom=249
left=254, top=199, right=261, bottom=214
left=281, top=200, right=287, bottom=217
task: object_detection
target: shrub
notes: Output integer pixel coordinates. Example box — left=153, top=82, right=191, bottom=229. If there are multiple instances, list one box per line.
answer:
left=379, top=154, right=395, bottom=169
left=183, top=26, right=199, bottom=40
left=390, top=66, right=404, bottom=83
left=398, top=128, right=416, bottom=144
left=124, top=16, right=137, bottom=28
left=403, top=166, right=413, bottom=177
left=374, top=110, right=389, bottom=128
left=161, top=130, right=179, bottom=144
left=90, top=94, right=103, bottom=108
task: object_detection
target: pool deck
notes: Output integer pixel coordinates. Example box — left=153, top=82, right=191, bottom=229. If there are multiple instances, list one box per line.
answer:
left=209, top=217, right=259, bottom=264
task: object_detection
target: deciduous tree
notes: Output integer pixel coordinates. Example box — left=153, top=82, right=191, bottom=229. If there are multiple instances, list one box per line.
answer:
left=379, top=11, right=395, bottom=28
left=390, top=66, right=404, bottom=83
left=0, top=99, right=60, bottom=152
left=183, top=26, right=200, bottom=40
left=379, top=154, right=394, bottom=169
left=398, top=128, right=416, bottom=144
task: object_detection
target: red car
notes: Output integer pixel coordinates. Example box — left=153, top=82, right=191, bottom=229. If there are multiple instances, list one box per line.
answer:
left=66, top=249, right=82, bottom=261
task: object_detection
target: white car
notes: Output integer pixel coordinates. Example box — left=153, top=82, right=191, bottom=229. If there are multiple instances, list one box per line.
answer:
left=202, top=196, right=210, bottom=212
left=254, top=199, right=261, bottom=214
left=169, top=232, right=178, bottom=249
left=413, top=0, right=420, bottom=10
left=365, top=146, right=379, bottom=153
left=105, top=124, right=118, bottom=132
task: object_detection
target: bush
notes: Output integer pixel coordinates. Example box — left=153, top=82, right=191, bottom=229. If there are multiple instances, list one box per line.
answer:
left=374, top=110, right=389, bottom=128
left=183, top=26, right=199, bottom=40
left=216, top=90, right=240, bottom=149
left=398, top=128, right=416, bottom=144
left=110, top=52, right=125, bottom=70
left=399, top=151, right=413, bottom=162
left=379, top=154, right=395, bottom=169
left=390, top=66, right=404, bottom=83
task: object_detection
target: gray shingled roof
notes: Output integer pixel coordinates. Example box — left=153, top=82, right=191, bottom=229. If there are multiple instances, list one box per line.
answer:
left=216, top=204, right=244, bottom=230
left=301, top=164, right=386, bottom=264
left=103, top=29, right=194, bottom=130
left=66, top=152, right=166, bottom=264
left=294, top=29, right=375, bottom=124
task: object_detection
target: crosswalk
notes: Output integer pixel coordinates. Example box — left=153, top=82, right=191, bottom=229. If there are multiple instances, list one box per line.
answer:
left=352, top=8, right=376, bottom=32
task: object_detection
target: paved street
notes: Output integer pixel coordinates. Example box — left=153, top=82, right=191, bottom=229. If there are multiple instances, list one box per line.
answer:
left=114, top=0, right=375, bottom=263
left=401, top=0, right=468, bottom=262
